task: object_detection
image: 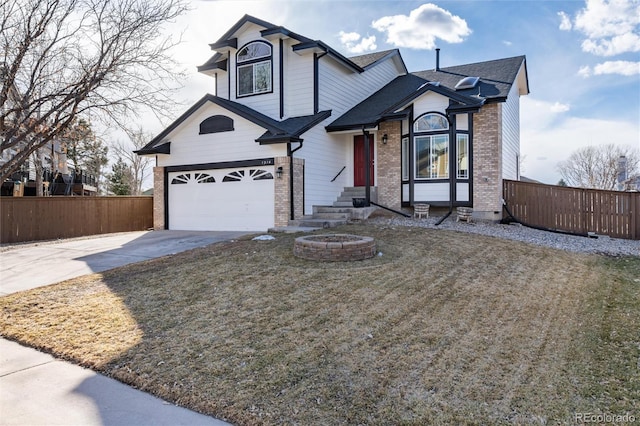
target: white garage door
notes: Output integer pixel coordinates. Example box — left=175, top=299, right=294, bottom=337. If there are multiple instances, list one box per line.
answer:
left=168, top=167, right=275, bottom=231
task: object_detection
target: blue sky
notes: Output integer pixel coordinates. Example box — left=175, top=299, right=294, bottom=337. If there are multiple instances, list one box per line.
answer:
left=161, top=0, right=640, bottom=184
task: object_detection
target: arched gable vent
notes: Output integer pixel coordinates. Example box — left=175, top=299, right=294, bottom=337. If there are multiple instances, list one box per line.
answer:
left=199, top=115, right=234, bottom=134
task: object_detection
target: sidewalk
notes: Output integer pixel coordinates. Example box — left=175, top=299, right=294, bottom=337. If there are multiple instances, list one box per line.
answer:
left=0, top=231, right=243, bottom=425
left=0, top=339, right=229, bottom=425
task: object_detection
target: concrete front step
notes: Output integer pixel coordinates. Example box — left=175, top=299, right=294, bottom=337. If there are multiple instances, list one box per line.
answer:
left=289, top=217, right=348, bottom=228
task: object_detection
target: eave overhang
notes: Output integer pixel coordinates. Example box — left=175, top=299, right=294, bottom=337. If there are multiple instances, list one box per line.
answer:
left=134, top=141, right=170, bottom=155
left=293, top=41, right=364, bottom=73
left=208, top=38, right=237, bottom=50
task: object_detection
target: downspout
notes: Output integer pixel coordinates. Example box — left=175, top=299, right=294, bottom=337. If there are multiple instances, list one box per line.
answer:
left=288, top=141, right=304, bottom=220
left=436, top=111, right=456, bottom=226
left=362, top=127, right=371, bottom=207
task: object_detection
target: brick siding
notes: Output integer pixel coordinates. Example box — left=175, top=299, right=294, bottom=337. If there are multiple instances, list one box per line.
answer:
left=376, top=121, right=402, bottom=210
left=153, top=166, right=165, bottom=230
left=274, top=156, right=305, bottom=227
left=472, top=103, right=503, bottom=221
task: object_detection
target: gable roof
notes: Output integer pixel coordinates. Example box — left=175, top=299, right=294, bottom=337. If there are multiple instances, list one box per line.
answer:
left=348, top=49, right=408, bottom=73
left=413, top=55, right=528, bottom=101
left=135, top=94, right=330, bottom=154
left=198, top=15, right=404, bottom=76
left=326, top=74, right=484, bottom=132
left=326, top=55, right=527, bottom=132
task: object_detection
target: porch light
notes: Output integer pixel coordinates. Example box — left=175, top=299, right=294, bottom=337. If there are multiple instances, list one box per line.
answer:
left=276, top=166, right=283, bottom=178
left=382, top=134, right=388, bottom=144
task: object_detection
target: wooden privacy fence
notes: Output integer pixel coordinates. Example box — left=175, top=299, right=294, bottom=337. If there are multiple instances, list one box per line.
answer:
left=503, top=180, right=640, bottom=240
left=1, top=196, right=153, bottom=244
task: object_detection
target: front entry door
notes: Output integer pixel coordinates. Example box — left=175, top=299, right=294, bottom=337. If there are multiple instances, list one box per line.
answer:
left=353, top=135, right=374, bottom=186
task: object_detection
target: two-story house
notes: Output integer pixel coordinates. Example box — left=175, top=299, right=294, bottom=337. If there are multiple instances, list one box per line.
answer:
left=137, top=15, right=529, bottom=231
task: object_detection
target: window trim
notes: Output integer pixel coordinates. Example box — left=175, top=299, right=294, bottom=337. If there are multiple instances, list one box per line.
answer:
left=236, top=41, right=273, bottom=98
left=414, top=134, right=449, bottom=180
left=456, top=133, right=469, bottom=180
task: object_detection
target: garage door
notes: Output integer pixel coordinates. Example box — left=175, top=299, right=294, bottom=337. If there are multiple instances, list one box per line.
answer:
left=168, top=167, right=275, bottom=231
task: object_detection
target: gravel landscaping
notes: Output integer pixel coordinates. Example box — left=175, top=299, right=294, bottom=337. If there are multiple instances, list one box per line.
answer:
left=368, top=215, right=640, bottom=257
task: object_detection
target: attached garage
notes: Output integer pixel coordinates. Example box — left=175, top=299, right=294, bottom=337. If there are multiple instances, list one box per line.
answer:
left=167, top=165, right=275, bottom=231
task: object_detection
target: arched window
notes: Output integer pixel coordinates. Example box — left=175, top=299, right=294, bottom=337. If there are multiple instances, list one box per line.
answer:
left=236, top=41, right=272, bottom=97
left=413, top=113, right=449, bottom=132
left=199, top=115, right=234, bottom=134
left=413, top=113, right=449, bottom=179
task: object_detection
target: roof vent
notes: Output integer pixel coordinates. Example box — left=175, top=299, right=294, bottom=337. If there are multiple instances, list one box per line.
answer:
left=455, top=76, right=480, bottom=90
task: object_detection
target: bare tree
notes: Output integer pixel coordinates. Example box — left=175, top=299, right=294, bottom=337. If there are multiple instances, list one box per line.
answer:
left=557, top=144, right=640, bottom=190
left=111, top=127, right=153, bottom=195
left=0, top=0, right=187, bottom=183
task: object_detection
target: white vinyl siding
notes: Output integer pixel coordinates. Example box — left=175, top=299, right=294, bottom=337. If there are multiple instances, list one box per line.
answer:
left=295, top=55, right=403, bottom=213
left=284, top=40, right=314, bottom=117
left=502, top=82, right=520, bottom=180
left=156, top=103, right=286, bottom=168
left=412, top=92, right=450, bottom=115
left=228, top=25, right=280, bottom=117
left=456, top=114, right=469, bottom=131
left=318, top=56, right=401, bottom=118
left=456, top=182, right=469, bottom=202
left=294, top=126, right=349, bottom=213
left=414, top=182, right=449, bottom=202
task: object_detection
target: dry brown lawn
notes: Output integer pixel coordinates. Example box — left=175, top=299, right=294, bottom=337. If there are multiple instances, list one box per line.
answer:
left=1, top=224, right=638, bottom=425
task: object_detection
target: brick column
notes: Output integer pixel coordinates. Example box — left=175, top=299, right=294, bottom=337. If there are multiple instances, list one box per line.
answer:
left=472, top=103, right=503, bottom=221
left=376, top=121, right=402, bottom=210
left=274, top=156, right=305, bottom=227
left=274, top=157, right=289, bottom=227
left=292, top=157, right=304, bottom=219
left=153, top=166, right=165, bottom=230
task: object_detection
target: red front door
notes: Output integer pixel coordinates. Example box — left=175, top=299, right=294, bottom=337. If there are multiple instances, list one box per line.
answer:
left=354, top=135, right=374, bottom=186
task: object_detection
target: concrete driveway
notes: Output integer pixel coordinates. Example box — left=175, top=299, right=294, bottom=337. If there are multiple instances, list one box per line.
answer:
left=1, top=230, right=250, bottom=425
left=0, top=230, right=251, bottom=296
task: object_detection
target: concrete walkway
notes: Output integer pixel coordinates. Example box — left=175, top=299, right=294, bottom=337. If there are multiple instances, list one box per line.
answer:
left=1, top=230, right=249, bottom=425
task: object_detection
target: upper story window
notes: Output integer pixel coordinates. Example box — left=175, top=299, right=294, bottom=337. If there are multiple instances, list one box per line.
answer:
left=236, top=41, right=272, bottom=97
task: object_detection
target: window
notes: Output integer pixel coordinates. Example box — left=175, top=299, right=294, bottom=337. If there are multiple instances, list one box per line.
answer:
left=237, top=41, right=272, bottom=97
left=401, top=137, right=409, bottom=181
left=457, top=134, right=469, bottom=179
left=415, top=135, right=449, bottom=179
left=200, top=115, right=234, bottom=134
left=413, top=113, right=449, bottom=132
left=413, top=113, right=449, bottom=180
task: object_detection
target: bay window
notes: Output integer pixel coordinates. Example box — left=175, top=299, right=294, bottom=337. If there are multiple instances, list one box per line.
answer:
left=415, top=135, right=449, bottom=179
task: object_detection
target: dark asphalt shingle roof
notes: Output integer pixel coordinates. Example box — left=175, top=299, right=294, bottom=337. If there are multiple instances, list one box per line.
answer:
left=327, top=56, right=527, bottom=131
left=348, top=49, right=401, bottom=69
left=413, top=55, right=527, bottom=100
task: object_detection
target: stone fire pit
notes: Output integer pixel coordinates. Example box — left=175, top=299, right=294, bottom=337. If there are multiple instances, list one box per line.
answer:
left=293, top=234, right=377, bottom=261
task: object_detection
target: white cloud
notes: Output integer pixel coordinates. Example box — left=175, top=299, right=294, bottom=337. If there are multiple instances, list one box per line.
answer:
left=571, top=0, right=640, bottom=56
left=503, top=40, right=513, bottom=46
left=558, top=11, right=572, bottom=31
left=593, top=60, right=640, bottom=75
left=574, top=0, right=640, bottom=39
left=550, top=102, right=571, bottom=113
left=578, top=65, right=592, bottom=77
left=371, top=3, right=471, bottom=49
left=579, top=60, right=640, bottom=77
left=520, top=97, right=640, bottom=184
left=339, top=31, right=377, bottom=54
left=581, top=32, right=640, bottom=56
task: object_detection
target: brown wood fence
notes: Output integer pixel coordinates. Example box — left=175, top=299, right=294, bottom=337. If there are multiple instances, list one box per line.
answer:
left=1, top=196, right=153, bottom=244
left=503, top=180, right=640, bottom=240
